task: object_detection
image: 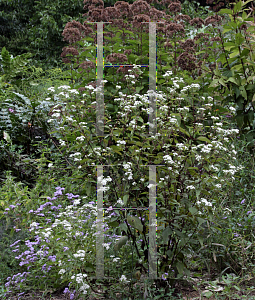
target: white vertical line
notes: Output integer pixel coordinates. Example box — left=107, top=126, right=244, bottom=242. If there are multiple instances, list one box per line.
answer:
left=96, top=22, right=104, bottom=137
left=149, top=22, right=157, bottom=137
left=149, top=165, right=157, bottom=279
left=96, top=165, right=104, bottom=278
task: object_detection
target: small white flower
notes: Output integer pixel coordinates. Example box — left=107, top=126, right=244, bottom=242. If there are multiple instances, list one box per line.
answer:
left=120, top=275, right=130, bottom=283
left=59, top=269, right=66, bottom=275
left=113, top=257, right=120, bottom=262
left=117, top=199, right=124, bottom=205
left=186, top=185, right=195, bottom=190
left=76, top=136, right=85, bottom=142
left=73, top=199, right=81, bottom=205
left=102, top=243, right=110, bottom=250
left=48, top=163, right=53, bottom=168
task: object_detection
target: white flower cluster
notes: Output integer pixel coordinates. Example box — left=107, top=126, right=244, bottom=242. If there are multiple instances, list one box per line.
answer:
left=116, top=198, right=124, bottom=205
left=117, top=140, right=126, bottom=145
left=186, top=185, right=196, bottom=190
left=123, top=162, right=133, bottom=180
left=69, top=152, right=81, bottom=161
left=120, top=275, right=130, bottom=283
left=76, top=136, right=85, bottom=142
left=102, top=243, right=111, bottom=250
left=40, top=228, right=52, bottom=239
left=180, top=83, right=200, bottom=93
left=71, top=273, right=89, bottom=294
left=59, top=139, right=66, bottom=146
left=197, top=198, right=212, bottom=207
left=73, top=250, right=86, bottom=261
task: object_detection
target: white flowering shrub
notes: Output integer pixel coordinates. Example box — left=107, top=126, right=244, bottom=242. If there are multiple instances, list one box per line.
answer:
left=41, top=65, right=244, bottom=287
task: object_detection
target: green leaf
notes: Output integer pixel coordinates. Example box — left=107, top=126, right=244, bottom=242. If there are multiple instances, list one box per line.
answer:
left=123, top=194, right=129, bottom=205
left=240, top=86, right=247, bottom=100
left=197, top=136, right=211, bottom=143
left=189, top=207, right=198, bottom=215
left=176, top=261, right=185, bottom=275
left=127, top=215, right=143, bottom=232
left=222, top=69, right=234, bottom=78
left=110, top=145, right=122, bottom=155
left=197, top=217, right=206, bottom=226
left=233, top=1, right=242, bottom=13
left=202, top=291, right=213, bottom=298
left=178, top=127, right=190, bottom=137
left=114, top=236, right=128, bottom=251
left=198, top=236, right=204, bottom=247
left=162, top=227, right=173, bottom=243
left=226, top=77, right=238, bottom=85
left=209, top=79, right=219, bottom=87
left=119, top=222, right=128, bottom=233
left=108, top=221, right=119, bottom=227
left=218, top=8, right=233, bottom=14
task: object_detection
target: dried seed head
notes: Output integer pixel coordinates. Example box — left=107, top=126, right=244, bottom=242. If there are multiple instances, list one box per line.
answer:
left=204, top=15, right=222, bottom=26
left=132, top=13, right=151, bottom=29
left=165, top=22, right=185, bottom=37
left=177, top=51, right=197, bottom=72
left=78, top=61, right=95, bottom=73
left=104, top=7, right=121, bottom=21
left=149, top=7, right=166, bottom=21
left=160, top=0, right=177, bottom=8
left=175, top=14, right=191, bottom=23
left=62, top=21, right=92, bottom=44
left=194, top=33, right=210, bottom=41
left=168, top=2, right=182, bottom=13
left=83, top=0, right=104, bottom=12
left=61, top=46, right=79, bottom=64
left=124, top=49, right=132, bottom=55
left=106, top=53, right=128, bottom=64
left=210, top=37, right=221, bottom=42
left=131, top=0, right=151, bottom=16
left=189, top=17, right=205, bottom=29
left=86, top=8, right=109, bottom=22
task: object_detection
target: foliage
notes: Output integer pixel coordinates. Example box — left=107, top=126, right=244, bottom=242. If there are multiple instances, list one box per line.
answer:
left=2, top=65, right=241, bottom=298
left=202, top=0, right=255, bottom=153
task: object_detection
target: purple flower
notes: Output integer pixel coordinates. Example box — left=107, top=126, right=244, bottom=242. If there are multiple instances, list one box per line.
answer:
left=10, top=240, right=21, bottom=247
left=241, top=199, right=245, bottom=204
left=9, top=205, right=16, bottom=209
left=70, top=294, right=75, bottom=300
left=42, top=264, right=47, bottom=271
left=9, top=108, right=14, bottom=113
left=63, top=288, right=69, bottom=294
left=247, top=211, right=252, bottom=215
left=162, top=273, right=168, bottom=280
left=63, top=247, right=69, bottom=252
